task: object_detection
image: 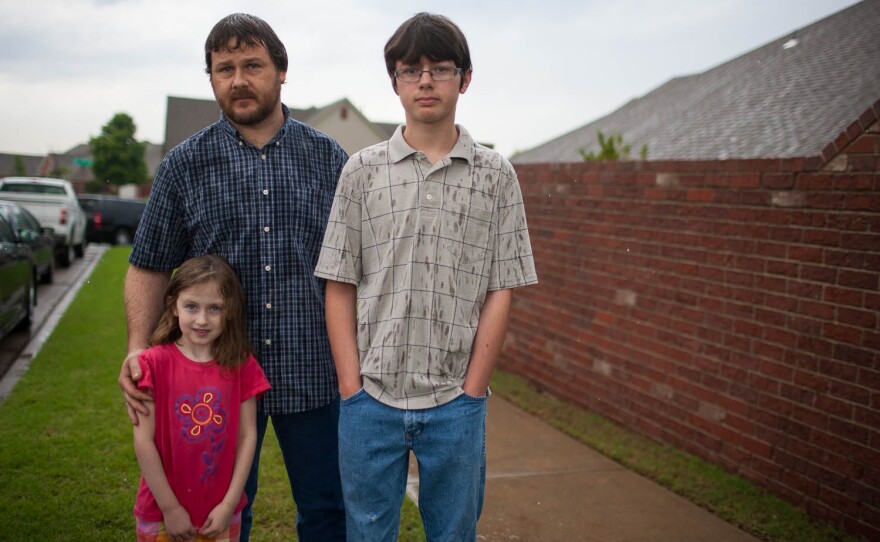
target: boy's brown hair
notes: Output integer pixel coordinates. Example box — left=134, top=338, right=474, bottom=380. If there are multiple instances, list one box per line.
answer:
left=384, top=12, right=472, bottom=91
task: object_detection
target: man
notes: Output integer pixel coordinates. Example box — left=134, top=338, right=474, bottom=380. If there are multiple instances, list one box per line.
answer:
left=315, top=12, right=537, bottom=541
left=119, top=13, right=346, bottom=542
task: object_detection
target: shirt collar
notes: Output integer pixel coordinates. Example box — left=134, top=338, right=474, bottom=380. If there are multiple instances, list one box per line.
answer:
left=388, top=124, right=475, bottom=165
left=218, top=104, right=291, bottom=145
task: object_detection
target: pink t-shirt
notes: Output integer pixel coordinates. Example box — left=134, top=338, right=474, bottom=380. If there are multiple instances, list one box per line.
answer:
left=133, top=343, right=270, bottom=528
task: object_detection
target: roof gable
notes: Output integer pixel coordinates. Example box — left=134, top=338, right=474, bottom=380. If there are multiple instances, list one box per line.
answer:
left=162, top=96, right=399, bottom=156
left=164, top=96, right=222, bottom=155
left=513, top=0, right=880, bottom=163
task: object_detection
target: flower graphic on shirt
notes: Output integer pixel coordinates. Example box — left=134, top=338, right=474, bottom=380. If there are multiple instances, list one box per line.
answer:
left=176, top=387, right=226, bottom=441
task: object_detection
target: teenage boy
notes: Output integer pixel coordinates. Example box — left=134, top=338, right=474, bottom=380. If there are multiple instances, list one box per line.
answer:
left=315, top=12, right=537, bottom=541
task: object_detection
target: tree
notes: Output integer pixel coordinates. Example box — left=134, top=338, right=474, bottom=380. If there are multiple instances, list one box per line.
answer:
left=90, top=113, right=147, bottom=187
left=579, top=130, right=648, bottom=161
left=12, top=155, right=26, bottom=176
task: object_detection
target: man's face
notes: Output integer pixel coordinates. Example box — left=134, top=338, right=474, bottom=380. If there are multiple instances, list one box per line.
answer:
left=210, top=40, right=286, bottom=127
left=394, top=56, right=471, bottom=127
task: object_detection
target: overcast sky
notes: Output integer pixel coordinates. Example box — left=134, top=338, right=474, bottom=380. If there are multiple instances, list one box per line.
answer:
left=0, top=0, right=859, bottom=159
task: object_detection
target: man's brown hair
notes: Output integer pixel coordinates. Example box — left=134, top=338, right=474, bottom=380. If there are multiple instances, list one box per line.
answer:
left=204, top=13, right=288, bottom=76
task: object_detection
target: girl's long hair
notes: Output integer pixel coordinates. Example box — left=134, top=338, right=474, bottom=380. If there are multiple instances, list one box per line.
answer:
left=149, top=255, right=252, bottom=369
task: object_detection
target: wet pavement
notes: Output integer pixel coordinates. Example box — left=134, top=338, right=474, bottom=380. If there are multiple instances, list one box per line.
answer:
left=407, top=395, right=760, bottom=541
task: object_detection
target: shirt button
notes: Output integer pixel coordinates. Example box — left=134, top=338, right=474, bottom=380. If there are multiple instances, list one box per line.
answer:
left=262, top=189, right=269, bottom=195
left=261, top=154, right=266, bottom=160
left=426, top=194, right=433, bottom=200
left=265, top=339, right=272, bottom=346
left=263, top=226, right=270, bottom=232
left=266, top=303, right=272, bottom=309
left=265, top=265, right=271, bottom=271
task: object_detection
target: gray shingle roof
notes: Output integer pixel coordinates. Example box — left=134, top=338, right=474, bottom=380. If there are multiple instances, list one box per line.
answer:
left=512, top=0, right=880, bottom=163
left=163, top=96, right=222, bottom=155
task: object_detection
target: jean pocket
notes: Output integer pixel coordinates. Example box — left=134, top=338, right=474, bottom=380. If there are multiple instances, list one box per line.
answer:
left=340, top=388, right=367, bottom=405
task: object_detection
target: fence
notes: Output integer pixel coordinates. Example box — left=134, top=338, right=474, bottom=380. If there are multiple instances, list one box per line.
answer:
left=503, top=116, right=879, bottom=539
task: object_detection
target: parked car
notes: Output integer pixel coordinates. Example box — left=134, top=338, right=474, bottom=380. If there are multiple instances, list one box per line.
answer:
left=0, top=208, right=37, bottom=339
left=0, top=177, right=87, bottom=267
left=77, top=194, right=147, bottom=245
left=0, top=201, right=54, bottom=284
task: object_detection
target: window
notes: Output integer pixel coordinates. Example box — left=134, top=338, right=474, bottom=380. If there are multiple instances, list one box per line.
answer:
left=0, top=217, right=15, bottom=242
left=0, top=183, right=66, bottom=195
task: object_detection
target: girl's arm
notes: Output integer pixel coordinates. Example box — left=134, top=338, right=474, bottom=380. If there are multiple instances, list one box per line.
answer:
left=133, top=401, right=196, bottom=539
left=462, top=288, right=512, bottom=397
left=200, top=396, right=258, bottom=538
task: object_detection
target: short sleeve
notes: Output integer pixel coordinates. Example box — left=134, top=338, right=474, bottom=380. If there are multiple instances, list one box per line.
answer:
left=315, top=156, right=364, bottom=285
left=129, top=150, right=190, bottom=271
left=239, top=355, right=271, bottom=402
left=136, top=349, right=156, bottom=393
left=488, top=161, right=538, bottom=290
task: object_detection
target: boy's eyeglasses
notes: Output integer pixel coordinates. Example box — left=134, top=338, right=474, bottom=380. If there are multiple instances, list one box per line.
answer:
left=394, top=66, right=462, bottom=83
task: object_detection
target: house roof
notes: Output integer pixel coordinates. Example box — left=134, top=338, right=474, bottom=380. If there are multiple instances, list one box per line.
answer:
left=163, top=95, right=398, bottom=155
left=512, top=0, right=880, bottom=163
left=0, top=153, right=45, bottom=177
left=164, top=96, right=223, bottom=155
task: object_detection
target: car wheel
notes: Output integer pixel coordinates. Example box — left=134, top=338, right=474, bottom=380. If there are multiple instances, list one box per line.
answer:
left=15, top=272, right=36, bottom=331
left=41, top=256, right=54, bottom=284
left=72, top=227, right=84, bottom=258
left=114, top=227, right=133, bottom=245
left=57, top=243, right=72, bottom=267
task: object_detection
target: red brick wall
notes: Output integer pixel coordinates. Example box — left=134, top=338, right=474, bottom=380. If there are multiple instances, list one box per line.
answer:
left=504, top=119, right=880, bottom=539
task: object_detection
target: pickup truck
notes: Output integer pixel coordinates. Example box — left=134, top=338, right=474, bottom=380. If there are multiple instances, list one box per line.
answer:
left=0, top=177, right=87, bottom=267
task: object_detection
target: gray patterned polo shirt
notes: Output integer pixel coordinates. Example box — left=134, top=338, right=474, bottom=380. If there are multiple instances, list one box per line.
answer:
left=316, top=125, right=537, bottom=409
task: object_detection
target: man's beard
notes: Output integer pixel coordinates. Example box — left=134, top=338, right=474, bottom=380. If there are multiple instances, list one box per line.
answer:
left=220, top=85, right=281, bottom=126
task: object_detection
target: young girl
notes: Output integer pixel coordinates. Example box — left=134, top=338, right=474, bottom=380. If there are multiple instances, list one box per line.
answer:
left=133, top=255, right=270, bottom=542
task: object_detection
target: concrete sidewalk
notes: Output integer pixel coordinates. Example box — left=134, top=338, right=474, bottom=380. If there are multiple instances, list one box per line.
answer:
left=409, top=396, right=760, bottom=542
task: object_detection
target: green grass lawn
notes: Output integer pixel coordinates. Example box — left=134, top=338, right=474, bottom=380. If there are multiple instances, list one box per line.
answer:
left=0, top=247, right=424, bottom=541
left=0, top=247, right=860, bottom=542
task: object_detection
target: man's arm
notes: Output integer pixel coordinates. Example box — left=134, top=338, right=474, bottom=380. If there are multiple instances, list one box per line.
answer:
left=119, top=265, right=172, bottom=423
left=462, top=289, right=512, bottom=397
left=325, top=280, right=362, bottom=399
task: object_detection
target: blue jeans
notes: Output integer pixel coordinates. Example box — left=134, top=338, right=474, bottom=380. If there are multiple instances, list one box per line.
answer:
left=338, top=390, right=488, bottom=542
left=240, top=398, right=346, bottom=542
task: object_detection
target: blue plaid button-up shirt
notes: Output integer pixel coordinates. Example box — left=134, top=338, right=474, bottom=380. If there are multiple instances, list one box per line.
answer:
left=130, top=105, right=348, bottom=415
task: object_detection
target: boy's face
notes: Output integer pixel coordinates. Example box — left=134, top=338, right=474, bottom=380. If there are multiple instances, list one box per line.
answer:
left=393, top=56, right=471, bottom=127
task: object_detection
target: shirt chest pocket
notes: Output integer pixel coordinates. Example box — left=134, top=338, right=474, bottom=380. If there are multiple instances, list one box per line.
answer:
left=440, top=205, right=493, bottom=263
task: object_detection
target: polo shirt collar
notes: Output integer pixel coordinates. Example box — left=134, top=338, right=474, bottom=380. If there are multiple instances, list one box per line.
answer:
left=388, top=124, right=475, bottom=164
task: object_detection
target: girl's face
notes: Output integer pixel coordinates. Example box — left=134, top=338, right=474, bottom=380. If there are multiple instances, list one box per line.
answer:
left=173, top=280, right=225, bottom=353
